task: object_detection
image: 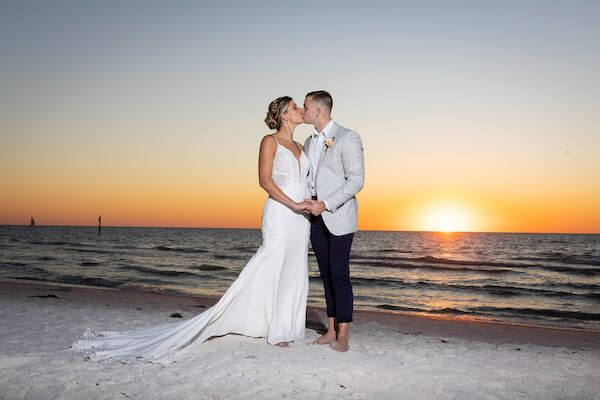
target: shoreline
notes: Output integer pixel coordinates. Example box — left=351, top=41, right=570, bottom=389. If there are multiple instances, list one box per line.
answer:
left=2, top=278, right=599, bottom=351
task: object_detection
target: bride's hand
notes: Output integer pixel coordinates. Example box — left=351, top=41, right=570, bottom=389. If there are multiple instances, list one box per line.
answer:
left=292, top=201, right=311, bottom=213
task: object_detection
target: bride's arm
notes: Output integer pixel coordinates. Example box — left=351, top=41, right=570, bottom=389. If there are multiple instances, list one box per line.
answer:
left=258, top=135, right=309, bottom=213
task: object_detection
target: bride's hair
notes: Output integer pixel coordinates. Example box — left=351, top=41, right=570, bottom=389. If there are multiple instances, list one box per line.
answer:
left=264, top=96, right=292, bottom=130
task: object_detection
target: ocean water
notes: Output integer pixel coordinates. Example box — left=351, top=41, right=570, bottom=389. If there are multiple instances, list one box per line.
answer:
left=1, top=225, right=599, bottom=331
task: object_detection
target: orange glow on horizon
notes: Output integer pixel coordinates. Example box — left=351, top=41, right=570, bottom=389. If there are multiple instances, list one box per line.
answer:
left=1, top=155, right=600, bottom=233
left=2, top=187, right=600, bottom=234
left=420, top=205, right=473, bottom=233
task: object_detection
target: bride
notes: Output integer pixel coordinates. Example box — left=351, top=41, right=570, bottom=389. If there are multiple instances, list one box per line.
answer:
left=71, top=96, right=312, bottom=363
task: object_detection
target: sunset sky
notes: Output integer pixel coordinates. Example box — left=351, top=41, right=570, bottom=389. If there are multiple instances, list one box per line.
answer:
left=1, top=1, right=599, bottom=233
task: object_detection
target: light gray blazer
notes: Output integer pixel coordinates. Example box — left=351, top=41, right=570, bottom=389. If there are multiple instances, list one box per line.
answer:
left=304, top=121, right=365, bottom=236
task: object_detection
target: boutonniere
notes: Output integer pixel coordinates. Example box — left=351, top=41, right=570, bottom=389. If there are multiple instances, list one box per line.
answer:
left=324, top=137, right=335, bottom=149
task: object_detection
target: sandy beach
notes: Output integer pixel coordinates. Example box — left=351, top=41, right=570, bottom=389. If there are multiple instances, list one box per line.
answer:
left=1, top=279, right=599, bottom=400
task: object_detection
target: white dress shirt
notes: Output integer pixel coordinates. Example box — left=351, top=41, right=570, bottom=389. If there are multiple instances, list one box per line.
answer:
left=308, top=120, right=334, bottom=210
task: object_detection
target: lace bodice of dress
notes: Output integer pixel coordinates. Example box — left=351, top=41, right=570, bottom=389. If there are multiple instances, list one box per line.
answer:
left=271, top=140, right=309, bottom=189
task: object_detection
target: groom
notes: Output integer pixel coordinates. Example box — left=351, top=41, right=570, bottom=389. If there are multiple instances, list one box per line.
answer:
left=303, top=90, right=364, bottom=352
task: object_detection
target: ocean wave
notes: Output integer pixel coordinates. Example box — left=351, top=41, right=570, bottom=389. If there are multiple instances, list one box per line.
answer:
left=350, top=276, right=598, bottom=300
left=471, top=306, right=600, bottom=321
left=351, top=255, right=528, bottom=268
left=514, top=254, right=600, bottom=267
left=544, top=281, right=600, bottom=292
left=153, top=245, right=209, bottom=254
left=552, top=254, right=600, bottom=266
left=352, top=254, right=600, bottom=276
left=376, top=304, right=600, bottom=321
left=375, top=304, right=471, bottom=315
left=117, top=265, right=201, bottom=278
left=0, top=261, right=28, bottom=267
left=213, top=254, right=248, bottom=260
left=80, top=262, right=100, bottom=266
left=54, top=274, right=126, bottom=288
left=351, top=260, right=514, bottom=274
left=110, top=244, right=143, bottom=250
left=376, top=304, right=425, bottom=313
left=372, top=249, right=413, bottom=254
left=0, top=262, right=48, bottom=275
left=118, top=281, right=186, bottom=294
left=121, top=278, right=165, bottom=286
left=467, top=284, right=585, bottom=299
left=189, top=264, right=229, bottom=271
left=228, top=246, right=258, bottom=252
left=539, top=265, right=600, bottom=276
left=53, top=274, right=186, bottom=291
left=62, top=248, right=116, bottom=254
left=30, top=240, right=86, bottom=247
left=6, top=276, right=52, bottom=283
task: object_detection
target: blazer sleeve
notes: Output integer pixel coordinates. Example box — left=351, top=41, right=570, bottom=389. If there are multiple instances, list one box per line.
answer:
left=323, top=131, right=364, bottom=213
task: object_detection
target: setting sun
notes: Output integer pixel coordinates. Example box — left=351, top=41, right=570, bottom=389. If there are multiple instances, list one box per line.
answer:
left=423, top=205, right=472, bottom=232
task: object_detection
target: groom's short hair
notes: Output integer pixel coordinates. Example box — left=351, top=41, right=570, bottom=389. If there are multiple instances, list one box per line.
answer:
left=306, top=90, right=333, bottom=114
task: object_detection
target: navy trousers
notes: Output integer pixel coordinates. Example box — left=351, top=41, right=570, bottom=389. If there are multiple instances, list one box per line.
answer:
left=310, top=213, right=354, bottom=323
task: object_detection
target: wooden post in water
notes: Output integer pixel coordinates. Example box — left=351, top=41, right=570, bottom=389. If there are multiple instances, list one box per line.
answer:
left=98, top=216, right=102, bottom=235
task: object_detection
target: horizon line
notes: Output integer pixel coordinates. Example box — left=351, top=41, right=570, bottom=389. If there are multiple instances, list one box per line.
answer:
left=1, top=223, right=598, bottom=235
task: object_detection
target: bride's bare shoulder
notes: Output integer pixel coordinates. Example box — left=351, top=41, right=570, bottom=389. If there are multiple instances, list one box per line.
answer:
left=259, top=134, right=278, bottom=156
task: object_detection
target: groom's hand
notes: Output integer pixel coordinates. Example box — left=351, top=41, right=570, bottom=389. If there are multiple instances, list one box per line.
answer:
left=308, top=200, right=326, bottom=216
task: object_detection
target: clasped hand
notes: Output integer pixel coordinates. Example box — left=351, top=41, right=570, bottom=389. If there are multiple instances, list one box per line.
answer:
left=294, top=199, right=326, bottom=216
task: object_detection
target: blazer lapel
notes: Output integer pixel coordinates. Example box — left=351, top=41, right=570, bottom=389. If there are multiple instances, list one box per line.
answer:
left=315, top=122, right=339, bottom=179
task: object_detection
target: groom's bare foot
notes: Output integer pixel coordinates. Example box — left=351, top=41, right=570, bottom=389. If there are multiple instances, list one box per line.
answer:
left=312, top=331, right=336, bottom=345
left=275, top=341, right=290, bottom=348
left=330, top=335, right=349, bottom=352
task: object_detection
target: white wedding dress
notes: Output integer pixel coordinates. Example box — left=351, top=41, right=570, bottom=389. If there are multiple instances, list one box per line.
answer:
left=71, top=138, right=310, bottom=363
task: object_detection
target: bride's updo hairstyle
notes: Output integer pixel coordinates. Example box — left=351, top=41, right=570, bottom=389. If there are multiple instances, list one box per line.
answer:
left=264, top=96, right=292, bottom=130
